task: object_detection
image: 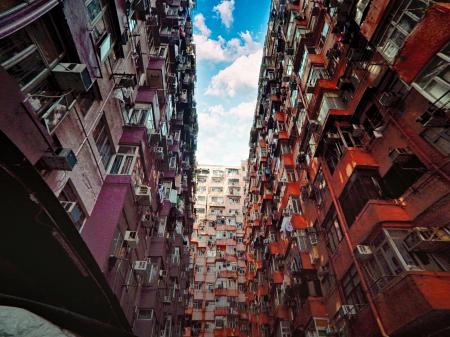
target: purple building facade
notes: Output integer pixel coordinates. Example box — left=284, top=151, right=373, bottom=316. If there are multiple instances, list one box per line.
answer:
left=0, top=1, right=197, bottom=336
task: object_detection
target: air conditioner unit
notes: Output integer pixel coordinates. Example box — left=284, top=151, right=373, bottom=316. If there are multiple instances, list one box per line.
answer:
left=308, top=120, right=320, bottom=132
left=404, top=227, right=450, bottom=252
left=163, top=295, right=171, bottom=303
left=355, top=245, right=373, bottom=260
left=153, top=146, right=164, bottom=160
left=135, top=185, right=152, bottom=205
left=60, top=201, right=82, bottom=223
left=142, top=213, right=153, bottom=227
left=337, top=304, right=357, bottom=320
left=40, top=148, right=77, bottom=171
left=159, top=270, right=167, bottom=278
left=388, top=147, right=414, bottom=165
left=326, top=132, right=340, bottom=140
left=52, top=63, right=93, bottom=92
left=124, top=230, right=139, bottom=248
left=378, top=92, right=399, bottom=107
left=133, top=260, right=149, bottom=272
left=352, top=124, right=366, bottom=138
left=309, top=232, right=319, bottom=245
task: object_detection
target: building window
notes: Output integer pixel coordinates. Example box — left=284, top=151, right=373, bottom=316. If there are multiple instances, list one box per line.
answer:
left=323, top=208, right=343, bottom=254
left=317, top=92, right=345, bottom=124
left=342, top=265, right=366, bottom=306
left=92, top=115, right=114, bottom=168
left=278, top=319, right=291, bottom=336
left=125, top=103, right=155, bottom=128
left=137, top=308, right=154, bottom=320
left=421, top=127, right=450, bottom=155
left=298, top=48, right=308, bottom=78
left=319, top=21, right=329, bottom=48
left=306, top=66, right=329, bottom=91
left=360, top=104, right=385, bottom=138
left=0, top=13, right=64, bottom=92
left=382, top=151, right=426, bottom=198
left=365, top=228, right=449, bottom=294
left=58, top=181, right=86, bottom=230
left=108, top=146, right=139, bottom=175
left=339, top=169, right=383, bottom=227
left=378, top=0, right=428, bottom=62
left=110, top=226, right=124, bottom=257
left=312, top=168, right=328, bottom=206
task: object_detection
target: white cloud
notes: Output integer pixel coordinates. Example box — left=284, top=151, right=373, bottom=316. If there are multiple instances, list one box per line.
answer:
left=193, top=10, right=261, bottom=63
left=193, top=14, right=211, bottom=37
left=193, top=30, right=261, bottom=63
left=213, top=0, right=235, bottom=29
left=197, top=101, right=256, bottom=165
left=205, top=49, right=263, bottom=97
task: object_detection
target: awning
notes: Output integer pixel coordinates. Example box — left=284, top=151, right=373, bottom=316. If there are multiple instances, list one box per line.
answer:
left=275, top=112, right=286, bottom=122
left=291, top=214, right=308, bottom=229
left=272, top=271, right=284, bottom=284
left=278, top=130, right=289, bottom=140
left=281, top=153, right=295, bottom=167
left=308, top=53, right=326, bottom=65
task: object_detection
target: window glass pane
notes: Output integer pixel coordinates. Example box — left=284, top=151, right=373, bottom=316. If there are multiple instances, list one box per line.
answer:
left=86, top=0, right=102, bottom=22
left=0, top=29, right=33, bottom=64
left=6, top=50, right=46, bottom=88
left=30, top=17, right=63, bottom=63
left=93, top=116, right=113, bottom=168
left=398, top=14, right=417, bottom=33
left=109, top=156, right=123, bottom=174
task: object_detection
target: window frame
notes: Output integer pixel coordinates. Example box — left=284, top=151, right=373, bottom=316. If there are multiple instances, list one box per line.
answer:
left=107, top=145, right=140, bottom=175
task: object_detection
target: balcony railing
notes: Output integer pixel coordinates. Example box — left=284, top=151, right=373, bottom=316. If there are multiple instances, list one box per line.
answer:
left=28, top=92, right=76, bottom=135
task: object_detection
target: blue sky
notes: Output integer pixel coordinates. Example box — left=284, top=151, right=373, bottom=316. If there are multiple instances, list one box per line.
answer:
left=193, top=0, right=271, bottom=165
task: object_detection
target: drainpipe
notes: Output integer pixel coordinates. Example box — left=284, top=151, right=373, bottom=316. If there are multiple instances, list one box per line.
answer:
left=319, top=158, right=390, bottom=337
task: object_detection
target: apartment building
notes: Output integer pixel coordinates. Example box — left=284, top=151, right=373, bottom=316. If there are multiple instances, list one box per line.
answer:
left=184, top=164, right=248, bottom=337
left=0, top=1, right=197, bottom=336
left=243, top=1, right=450, bottom=337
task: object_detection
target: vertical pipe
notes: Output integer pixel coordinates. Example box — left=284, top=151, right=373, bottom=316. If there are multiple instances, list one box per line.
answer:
left=319, top=157, right=390, bottom=337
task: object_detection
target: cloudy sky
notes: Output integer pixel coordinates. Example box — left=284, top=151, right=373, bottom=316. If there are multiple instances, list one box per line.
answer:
left=193, top=0, right=271, bottom=166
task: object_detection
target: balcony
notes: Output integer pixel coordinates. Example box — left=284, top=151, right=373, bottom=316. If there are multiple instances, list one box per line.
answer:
left=374, top=272, right=450, bottom=336
left=327, top=147, right=378, bottom=197
left=27, top=92, right=76, bottom=135
left=293, top=297, right=327, bottom=329
left=349, top=200, right=411, bottom=245
left=392, top=3, right=450, bottom=84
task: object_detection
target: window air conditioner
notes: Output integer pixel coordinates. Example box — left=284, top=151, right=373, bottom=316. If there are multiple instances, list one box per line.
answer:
left=135, top=185, right=152, bottom=206
left=40, top=148, right=78, bottom=171
left=326, top=132, right=340, bottom=140
left=142, top=213, right=153, bottom=227
left=378, top=92, right=399, bottom=107
left=355, top=245, right=373, bottom=260
left=163, top=295, right=171, bottom=303
left=133, top=260, right=149, bottom=272
left=124, top=230, right=139, bottom=248
left=309, top=232, right=319, bottom=245
left=52, top=63, right=93, bottom=92
left=153, top=146, right=164, bottom=159
left=337, top=304, right=357, bottom=320
left=60, top=201, right=82, bottom=223
left=352, top=124, right=366, bottom=138
left=388, top=148, right=414, bottom=165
